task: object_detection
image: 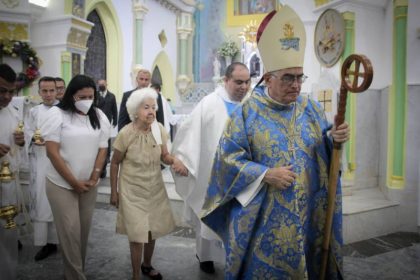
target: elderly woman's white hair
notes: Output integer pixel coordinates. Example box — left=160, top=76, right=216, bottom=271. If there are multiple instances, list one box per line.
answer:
left=126, top=87, right=158, bottom=121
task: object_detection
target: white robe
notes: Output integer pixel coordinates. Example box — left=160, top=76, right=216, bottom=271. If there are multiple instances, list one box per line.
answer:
left=171, top=86, right=236, bottom=241
left=0, top=103, right=21, bottom=280
left=160, top=94, right=173, bottom=135
left=25, top=104, right=54, bottom=222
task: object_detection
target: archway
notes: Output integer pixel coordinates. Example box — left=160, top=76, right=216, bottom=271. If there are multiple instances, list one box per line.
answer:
left=85, top=0, right=123, bottom=99
left=152, top=51, right=176, bottom=101
left=151, top=66, right=163, bottom=86
left=84, top=9, right=106, bottom=83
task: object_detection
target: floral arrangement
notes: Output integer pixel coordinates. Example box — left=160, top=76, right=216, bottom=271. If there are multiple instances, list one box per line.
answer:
left=217, top=40, right=239, bottom=58
left=0, top=40, right=41, bottom=90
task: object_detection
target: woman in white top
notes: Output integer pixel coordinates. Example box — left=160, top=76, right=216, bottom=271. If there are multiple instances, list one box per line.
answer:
left=41, top=74, right=111, bottom=280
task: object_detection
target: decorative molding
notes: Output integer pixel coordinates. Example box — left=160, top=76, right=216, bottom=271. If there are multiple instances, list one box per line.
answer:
left=0, top=10, right=31, bottom=24
left=177, top=12, right=193, bottom=36
left=176, top=74, right=192, bottom=93
left=0, top=21, right=28, bottom=41
left=32, top=15, right=93, bottom=32
left=71, top=0, right=85, bottom=18
left=133, top=3, right=148, bottom=20
left=153, top=0, right=195, bottom=14
left=1, top=0, right=20, bottom=9
left=177, top=30, right=190, bottom=40
left=71, top=18, right=92, bottom=30
left=61, top=51, right=72, bottom=62
left=181, top=0, right=196, bottom=6
left=314, top=0, right=388, bottom=13
left=67, top=27, right=90, bottom=51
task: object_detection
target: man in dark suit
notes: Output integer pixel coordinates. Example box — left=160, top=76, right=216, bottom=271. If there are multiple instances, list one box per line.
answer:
left=54, top=77, right=66, bottom=101
left=117, top=69, right=151, bottom=131
left=97, top=79, right=117, bottom=178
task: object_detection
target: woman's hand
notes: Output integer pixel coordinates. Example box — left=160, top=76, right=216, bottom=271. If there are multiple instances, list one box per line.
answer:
left=72, top=181, right=90, bottom=194
left=110, top=192, right=119, bottom=208
left=263, top=165, right=297, bottom=190
left=87, top=178, right=99, bottom=188
left=171, top=157, right=188, bottom=176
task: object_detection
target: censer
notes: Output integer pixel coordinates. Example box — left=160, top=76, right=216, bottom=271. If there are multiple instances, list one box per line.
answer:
left=33, top=128, right=44, bottom=145
left=0, top=121, right=23, bottom=229
left=0, top=160, right=18, bottom=229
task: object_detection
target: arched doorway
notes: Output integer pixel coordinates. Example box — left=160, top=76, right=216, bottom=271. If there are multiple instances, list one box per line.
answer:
left=84, top=9, right=106, bottom=83
left=85, top=0, right=123, bottom=99
left=151, top=66, right=163, bottom=86
left=151, top=51, right=176, bottom=100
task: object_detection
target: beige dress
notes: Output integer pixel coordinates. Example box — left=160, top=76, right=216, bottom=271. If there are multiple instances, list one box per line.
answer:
left=113, top=123, right=175, bottom=243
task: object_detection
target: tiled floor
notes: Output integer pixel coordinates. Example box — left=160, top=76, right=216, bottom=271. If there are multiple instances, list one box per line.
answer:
left=16, top=202, right=420, bottom=280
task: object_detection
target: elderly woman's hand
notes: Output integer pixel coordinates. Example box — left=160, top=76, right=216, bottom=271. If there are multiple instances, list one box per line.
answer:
left=171, top=157, right=188, bottom=177
left=110, top=191, right=119, bottom=208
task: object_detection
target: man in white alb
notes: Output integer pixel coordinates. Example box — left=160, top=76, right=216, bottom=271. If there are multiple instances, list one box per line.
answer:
left=25, top=76, right=59, bottom=261
left=0, top=63, right=25, bottom=280
left=171, top=62, right=251, bottom=273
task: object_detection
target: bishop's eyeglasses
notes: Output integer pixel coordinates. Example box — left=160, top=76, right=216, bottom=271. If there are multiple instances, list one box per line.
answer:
left=271, top=73, right=308, bottom=86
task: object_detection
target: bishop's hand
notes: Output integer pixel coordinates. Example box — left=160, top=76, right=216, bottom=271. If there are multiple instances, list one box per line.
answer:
left=331, top=122, right=350, bottom=143
left=263, top=165, right=297, bottom=190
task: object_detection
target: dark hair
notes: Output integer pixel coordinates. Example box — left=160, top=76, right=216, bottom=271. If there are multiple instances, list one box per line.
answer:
left=225, top=62, right=248, bottom=79
left=151, top=84, right=161, bottom=91
left=54, top=77, right=65, bottom=84
left=57, top=75, right=101, bottom=129
left=38, top=76, right=56, bottom=88
left=0, top=64, right=17, bottom=83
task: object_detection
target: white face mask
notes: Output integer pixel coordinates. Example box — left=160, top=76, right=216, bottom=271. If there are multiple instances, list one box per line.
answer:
left=74, top=100, right=93, bottom=114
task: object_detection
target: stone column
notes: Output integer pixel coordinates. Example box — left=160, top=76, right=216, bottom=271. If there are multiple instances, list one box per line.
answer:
left=80, top=55, right=85, bottom=74
left=176, top=12, right=193, bottom=93
left=61, top=51, right=72, bottom=85
left=341, top=11, right=357, bottom=181
left=133, top=0, right=148, bottom=68
left=388, top=0, right=408, bottom=188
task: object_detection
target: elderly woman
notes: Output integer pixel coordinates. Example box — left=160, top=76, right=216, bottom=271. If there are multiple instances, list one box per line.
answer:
left=110, top=87, right=187, bottom=280
left=42, top=75, right=111, bottom=279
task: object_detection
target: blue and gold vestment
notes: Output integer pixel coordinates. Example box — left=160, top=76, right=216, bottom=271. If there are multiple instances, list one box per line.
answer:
left=201, top=87, right=343, bottom=279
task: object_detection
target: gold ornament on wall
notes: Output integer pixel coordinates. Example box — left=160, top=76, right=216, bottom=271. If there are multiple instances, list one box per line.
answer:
left=158, top=30, right=167, bottom=48
left=239, top=20, right=258, bottom=47
left=1, top=0, right=20, bottom=9
left=314, top=9, right=345, bottom=68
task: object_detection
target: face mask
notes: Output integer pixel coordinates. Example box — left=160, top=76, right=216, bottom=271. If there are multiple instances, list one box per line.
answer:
left=74, top=100, right=93, bottom=114
left=98, top=85, right=106, bottom=92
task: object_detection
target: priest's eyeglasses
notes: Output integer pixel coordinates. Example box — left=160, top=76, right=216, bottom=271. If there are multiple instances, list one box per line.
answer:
left=271, top=73, right=308, bottom=85
left=0, top=87, right=18, bottom=96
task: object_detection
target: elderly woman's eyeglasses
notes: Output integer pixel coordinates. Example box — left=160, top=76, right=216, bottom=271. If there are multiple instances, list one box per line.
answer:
left=271, top=74, right=308, bottom=85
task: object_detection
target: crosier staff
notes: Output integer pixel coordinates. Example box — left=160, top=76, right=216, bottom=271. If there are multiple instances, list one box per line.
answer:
left=320, top=54, right=374, bottom=280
